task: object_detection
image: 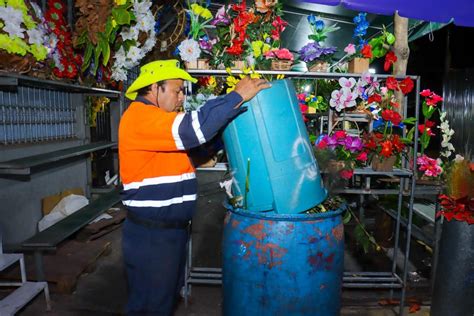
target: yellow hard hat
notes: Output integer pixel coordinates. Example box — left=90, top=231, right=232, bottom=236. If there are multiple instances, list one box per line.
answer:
left=125, top=60, right=197, bottom=100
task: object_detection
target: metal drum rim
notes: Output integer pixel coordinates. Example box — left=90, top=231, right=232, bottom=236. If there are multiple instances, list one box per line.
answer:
left=227, top=204, right=346, bottom=221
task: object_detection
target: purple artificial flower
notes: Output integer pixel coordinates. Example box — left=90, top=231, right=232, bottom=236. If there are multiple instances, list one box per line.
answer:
left=199, top=38, right=216, bottom=52
left=298, top=42, right=336, bottom=63
left=211, top=6, right=230, bottom=25
left=326, top=135, right=338, bottom=149
left=344, top=136, right=363, bottom=153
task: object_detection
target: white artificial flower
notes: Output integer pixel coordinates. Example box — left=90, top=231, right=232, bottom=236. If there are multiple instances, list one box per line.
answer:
left=27, top=28, right=43, bottom=45
left=142, top=36, right=156, bottom=53
left=338, top=77, right=356, bottom=89
left=0, top=7, right=26, bottom=38
left=440, top=111, right=447, bottom=120
left=120, top=27, right=139, bottom=41
left=178, top=39, right=201, bottom=62
left=454, top=154, right=464, bottom=162
left=126, top=46, right=144, bottom=63
left=136, top=13, right=155, bottom=32
left=111, top=66, right=128, bottom=82
left=133, top=0, right=152, bottom=17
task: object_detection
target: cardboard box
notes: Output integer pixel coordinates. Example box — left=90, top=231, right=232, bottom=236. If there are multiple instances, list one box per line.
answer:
left=42, top=188, right=84, bottom=215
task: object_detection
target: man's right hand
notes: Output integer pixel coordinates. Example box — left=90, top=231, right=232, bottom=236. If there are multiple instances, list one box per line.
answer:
left=234, top=77, right=272, bottom=103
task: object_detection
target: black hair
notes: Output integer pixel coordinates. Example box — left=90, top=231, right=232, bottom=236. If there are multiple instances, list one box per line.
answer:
left=136, top=80, right=167, bottom=97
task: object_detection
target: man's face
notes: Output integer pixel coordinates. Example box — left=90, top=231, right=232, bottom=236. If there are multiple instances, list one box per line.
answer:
left=155, top=79, right=185, bottom=112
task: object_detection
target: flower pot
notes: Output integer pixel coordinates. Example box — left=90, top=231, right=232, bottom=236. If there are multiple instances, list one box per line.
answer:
left=185, top=58, right=210, bottom=70
left=431, top=219, right=474, bottom=316
left=326, top=160, right=347, bottom=174
left=230, top=60, right=246, bottom=70
left=271, top=59, right=292, bottom=71
left=348, top=57, right=370, bottom=74
left=372, top=155, right=396, bottom=172
left=308, top=61, right=329, bottom=72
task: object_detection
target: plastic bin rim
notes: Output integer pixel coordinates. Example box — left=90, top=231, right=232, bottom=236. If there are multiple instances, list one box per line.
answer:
left=227, top=204, right=347, bottom=221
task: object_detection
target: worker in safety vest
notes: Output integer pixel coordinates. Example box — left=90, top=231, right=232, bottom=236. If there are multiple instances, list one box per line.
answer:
left=119, top=59, right=270, bottom=315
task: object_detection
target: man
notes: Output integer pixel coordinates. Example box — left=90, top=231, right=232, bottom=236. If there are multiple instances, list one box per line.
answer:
left=119, top=60, right=270, bottom=315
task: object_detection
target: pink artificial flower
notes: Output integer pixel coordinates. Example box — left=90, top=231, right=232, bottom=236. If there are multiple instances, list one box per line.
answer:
left=334, top=130, right=347, bottom=139
left=417, top=154, right=443, bottom=177
left=344, top=43, right=356, bottom=55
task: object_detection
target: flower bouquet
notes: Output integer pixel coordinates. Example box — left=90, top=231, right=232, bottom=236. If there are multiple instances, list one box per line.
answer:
left=264, top=48, right=293, bottom=71
left=178, top=1, right=214, bottom=70
left=43, top=0, right=81, bottom=80
left=297, top=92, right=328, bottom=115
left=344, top=13, right=396, bottom=73
left=0, top=0, right=48, bottom=73
left=315, top=130, right=368, bottom=179
left=184, top=75, right=220, bottom=111
left=299, top=15, right=338, bottom=72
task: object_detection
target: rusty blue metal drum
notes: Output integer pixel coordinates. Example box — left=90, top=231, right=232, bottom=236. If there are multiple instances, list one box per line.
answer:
left=222, top=206, right=345, bottom=316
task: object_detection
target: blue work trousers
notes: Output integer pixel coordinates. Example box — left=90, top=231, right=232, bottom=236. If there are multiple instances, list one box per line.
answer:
left=122, top=218, right=188, bottom=316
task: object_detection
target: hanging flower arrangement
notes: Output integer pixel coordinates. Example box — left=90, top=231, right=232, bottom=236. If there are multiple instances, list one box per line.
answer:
left=111, top=0, right=156, bottom=81
left=0, top=0, right=48, bottom=67
left=44, top=0, right=81, bottom=79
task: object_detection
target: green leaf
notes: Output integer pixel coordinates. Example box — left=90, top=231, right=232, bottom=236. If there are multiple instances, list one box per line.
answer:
left=342, top=211, right=352, bottom=224
left=402, top=117, right=417, bottom=125
left=98, top=33, right=110, bottom=66
left=81, top=42, right=93, bottom=72
left=420, top=131, right=430, bottom=150
left=386, top=33, right=396, bottom=45
left=112, top=7, right=131, bottom=25
left=407, top=126, right=415, bottom=141
left=75, top=31, right=88, bottom=47
left=92, top=44, right=102, bottom=75
left=400, top=137, right=412, bottom=144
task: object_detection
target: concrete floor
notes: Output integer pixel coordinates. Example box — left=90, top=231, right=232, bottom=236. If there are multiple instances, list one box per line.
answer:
left=14, top=226, right=431, bottom=316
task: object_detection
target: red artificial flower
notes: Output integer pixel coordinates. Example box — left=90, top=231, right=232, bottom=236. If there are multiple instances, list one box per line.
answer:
left=364, top=138, right=377, bottom=150
left=380, top=141, right=393, bottom=157
left=418, top=120, right=436, bottom=136
left=198, top=76, right=210, bottom=87
left=399, top=77, right=414, bottom=95
left=231, top=0, right=246, bottom=12
left=356, top=151, right=368, bottom=162
left=272, top=16, right=288, bottom=33
left=381, top=109, right=402, bottom=126
left=426, top=93, right=443, bottom=106
left=390, top=101, right=399, bottom=108
left=384, top=50, right=397, bottom=71
left=385, top=77, right=399, bottom=91
left=367, top=93, right=382, bottom=104
left=339, top=169, right=354, bottom=180
left=420, top=89, right=432, bottom=97
left=334, top=130, right=347, bottom=139
left=226, top=39, right=244, bottom=55
left=361, top=44, right=373, bottom=58
left=48, top=0, right=66, bottom=13
left=316, top=138, right=328, bottom=149
left=391, top=134, right=405, bottom=152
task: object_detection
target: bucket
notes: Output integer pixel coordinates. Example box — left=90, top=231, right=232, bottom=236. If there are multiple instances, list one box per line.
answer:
left=222, top=79, right=327, bottom=214
left=222, top=206, right=345, bottom=316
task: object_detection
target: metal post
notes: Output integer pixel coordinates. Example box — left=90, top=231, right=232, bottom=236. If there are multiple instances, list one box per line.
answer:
left=34, top=251, right=45, bottom=281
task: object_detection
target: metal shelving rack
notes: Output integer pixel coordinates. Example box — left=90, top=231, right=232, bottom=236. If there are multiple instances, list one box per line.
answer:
left=185, top=69, right=423, bottom=315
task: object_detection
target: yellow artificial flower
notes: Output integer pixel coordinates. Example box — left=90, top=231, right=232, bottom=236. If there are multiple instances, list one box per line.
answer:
left=225, top=67, right=233, bottom=75
left=226, top=76, right=240, bottom=93
left=191, top=4, right=212, bottom=19
left=114, top=0, right=126, bottom=5
left=262, top=43, right=271, bottom=54
left=251, top=41, right=263, bottom=58
left=208, top=76, right=217, bottom=88
left=276, top=74, right=285, bottom=80
left=201, top=8, right=212, bottom=19
left=111, top=18, right=117, bottom=28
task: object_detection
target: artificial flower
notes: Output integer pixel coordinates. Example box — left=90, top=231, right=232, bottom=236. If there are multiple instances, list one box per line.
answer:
left=417, top=154, right=443, bottom=177
left=344, top=43, right=356, bottom=55
left=384, top=50, right=397, bottom=71
left=178, top=38, right=201, bottom=62
left=360, top=44, right=372, bottom=58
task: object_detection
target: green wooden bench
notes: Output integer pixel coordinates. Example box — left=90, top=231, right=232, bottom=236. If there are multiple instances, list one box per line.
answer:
left=0, top=141, right=117, bottom=176
left=21, top=188, right=122, bottom=281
